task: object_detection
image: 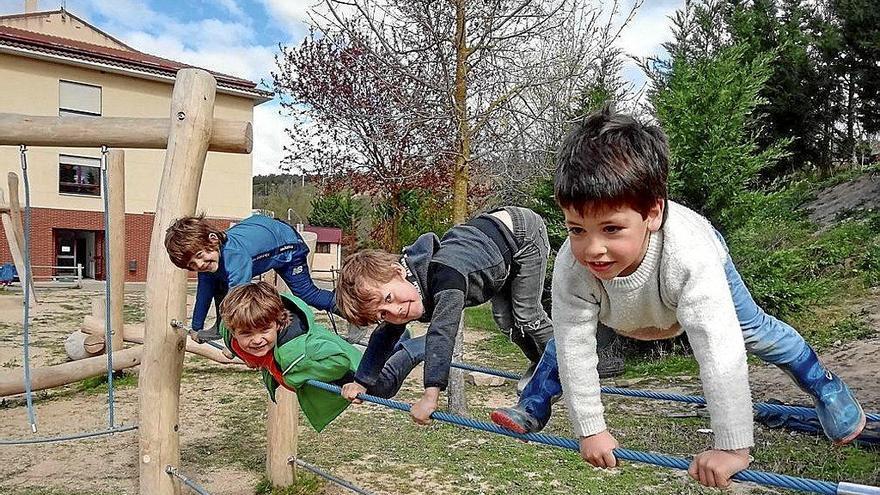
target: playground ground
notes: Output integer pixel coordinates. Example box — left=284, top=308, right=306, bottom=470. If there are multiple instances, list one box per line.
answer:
left=0, top=286, right=877, bottom=495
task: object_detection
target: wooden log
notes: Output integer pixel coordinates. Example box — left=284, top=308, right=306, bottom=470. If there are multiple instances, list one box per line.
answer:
left=264, top=229, right=315, bottom=486
left=267, top=388, right=299, bottom=486
left=81, top=317, right=241, bottom=365
left=0, top=211, right=32, bottom=307
left=0, top=113, right=252, bottom=154
left=139, top=69, right=216, bottom=495
left=2, top=175, right=37, bottom=307
left=0, top=345, right=142, bottom=397
left=64, top=330, right=103, bottom=360
left=107, top=150, right=125, bottom=352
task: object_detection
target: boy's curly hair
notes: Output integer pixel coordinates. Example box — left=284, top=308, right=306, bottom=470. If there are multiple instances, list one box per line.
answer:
left=555, top=103, right=669, bottom=218
left=164, top=214, right=227, bottom=269
left=337, top=249, right=402, bottom=327
left=219, top=281, right=290, bottom=336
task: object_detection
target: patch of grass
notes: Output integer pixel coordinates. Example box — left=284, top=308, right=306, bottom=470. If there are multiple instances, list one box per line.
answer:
left=75, top=371, right=138, bottom=394
left=255, top=474, right=325, bottom=495
left=621, top=354, right=700, bottom=379
left=464, top=303, right=498, bottom=332
left=123, top=295, right=145, bottom=324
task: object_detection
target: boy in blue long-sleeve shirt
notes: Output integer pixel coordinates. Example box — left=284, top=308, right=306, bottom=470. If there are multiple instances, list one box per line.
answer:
left=165, top=214, right=336, bottom=341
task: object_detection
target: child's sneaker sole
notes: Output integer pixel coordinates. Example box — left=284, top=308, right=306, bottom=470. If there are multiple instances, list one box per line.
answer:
left=490, top=410, right=528, bottom=434
left=833, top=413, right=867, bottom=446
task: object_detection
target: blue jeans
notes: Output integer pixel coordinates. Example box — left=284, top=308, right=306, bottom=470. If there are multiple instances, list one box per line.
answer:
left=519, top=233, right=811, bottom=422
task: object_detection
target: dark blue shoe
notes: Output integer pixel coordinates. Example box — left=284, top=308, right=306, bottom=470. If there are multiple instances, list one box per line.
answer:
left=492, top=339, right=562, bottom=433
left=779, top=345, right=866, bottom=444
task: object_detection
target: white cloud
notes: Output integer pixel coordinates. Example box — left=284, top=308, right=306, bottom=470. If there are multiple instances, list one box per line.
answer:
left=259, top=0, right=316, bottom=24
left=616, top=1, right=681, bottom=59
left=213, top=0, right=245, bottom=19
left=253, top=102, right=289, bottom=175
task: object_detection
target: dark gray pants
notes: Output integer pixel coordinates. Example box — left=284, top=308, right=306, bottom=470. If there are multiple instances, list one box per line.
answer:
left=490, top=207, right=555, bottom=365
left=366, top=334, right=425, bottom=398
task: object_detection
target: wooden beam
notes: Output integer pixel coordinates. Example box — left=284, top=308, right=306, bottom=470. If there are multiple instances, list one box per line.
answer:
left=138, top=69, right=216, bottom=495
left=0, top=113, right=252, bottom=154
left=4, top=173, right=37, bottom=307
left=107, top=150, right=125, bottom=352
left=81, top=317, right=242, bottom=366
left=0, top=345, right=142, bottom=397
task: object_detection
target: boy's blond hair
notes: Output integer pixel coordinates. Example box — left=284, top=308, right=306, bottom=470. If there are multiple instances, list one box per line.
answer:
left=219, top=281, right=290, bottom=335
left=164, top=214, right=227, bottom=269
left=337, top=250, right=402, bottom=326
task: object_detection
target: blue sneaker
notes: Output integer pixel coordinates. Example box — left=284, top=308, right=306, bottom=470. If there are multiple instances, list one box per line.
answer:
left=779, top=345, right=866, bottom=444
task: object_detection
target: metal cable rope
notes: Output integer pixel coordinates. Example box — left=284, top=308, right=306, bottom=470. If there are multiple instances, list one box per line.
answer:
left=290, top=457, right=377, bottom=495
left=100, top=146, right=115, bottom=428
left=305, top=379, right=880, bottom=495
left=449, top=361, right=880, bottom=422
left=0, top=424, right=137, bottom=445
left=165, top=465, right=213, bottom=495
left=19, top=145, right=36, bottom=432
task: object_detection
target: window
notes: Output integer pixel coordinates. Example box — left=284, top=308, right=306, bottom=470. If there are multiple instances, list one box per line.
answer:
left=59, top=155, right=101, bottom=196
left=59, top=80, right=101, bottom=116
left=316, top=242, right=331, bottom=254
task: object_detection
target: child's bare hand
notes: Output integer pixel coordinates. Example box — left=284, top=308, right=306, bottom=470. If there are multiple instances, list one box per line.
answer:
left=410, top=388, right=440, bottom=425
left=688, top=448, right=750, bottom=488
left=341, top=382, right=367, bottom=404
left=579, top=430, right=619, bottom=468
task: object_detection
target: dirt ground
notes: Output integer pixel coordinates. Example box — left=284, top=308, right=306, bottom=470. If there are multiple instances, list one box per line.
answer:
left=0, top=286, right=878, bottom=494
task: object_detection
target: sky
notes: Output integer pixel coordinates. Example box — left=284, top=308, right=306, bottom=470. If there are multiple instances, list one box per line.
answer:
left=0, top=0, right=683, bottom=176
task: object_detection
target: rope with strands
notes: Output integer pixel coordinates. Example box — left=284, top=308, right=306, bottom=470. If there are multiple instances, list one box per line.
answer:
left=449, top=361, right=880, bottom=423
left=19, top=145, right=36, bottom=432
left=165, top=465, right=213, bottom=495
left=305, top=379, right=880, bottom=495
left=0, top=424, right=138, bottom=445
left=100, top=146, right=116, bottom=429
left=290, top=457, right=377, bottom=495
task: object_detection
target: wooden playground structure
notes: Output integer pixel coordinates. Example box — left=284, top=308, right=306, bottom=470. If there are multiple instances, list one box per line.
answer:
left=0, top=68, right=302, bottom=494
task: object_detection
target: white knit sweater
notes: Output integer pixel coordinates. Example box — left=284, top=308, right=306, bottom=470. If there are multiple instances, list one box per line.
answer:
left=552, top=201, right=754, bottom=450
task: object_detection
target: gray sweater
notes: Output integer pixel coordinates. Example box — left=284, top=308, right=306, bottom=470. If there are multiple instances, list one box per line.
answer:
left=355, top=215, right=515, bottom=390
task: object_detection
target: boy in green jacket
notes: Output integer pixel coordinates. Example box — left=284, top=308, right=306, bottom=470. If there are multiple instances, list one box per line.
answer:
left=218, top=281, right=424, bottom=431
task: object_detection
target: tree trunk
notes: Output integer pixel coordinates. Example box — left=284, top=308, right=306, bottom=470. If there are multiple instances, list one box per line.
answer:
left=447, top=0, right=470, bottom=417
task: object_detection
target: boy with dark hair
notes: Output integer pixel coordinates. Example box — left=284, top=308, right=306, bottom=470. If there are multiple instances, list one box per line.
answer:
left=219, top=281, right=424, bottom=431
left=493, top=104, right=865, bottom=489
left=165, top=214, right=336, bottom=341
left=335, top=207, right=554, bottom=423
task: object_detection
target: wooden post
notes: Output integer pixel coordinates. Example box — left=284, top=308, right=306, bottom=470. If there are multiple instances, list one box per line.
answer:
left=0, top=191, right=32, bottom=308
left=107, top=150, right=125, bottom=352
left=0, top=114, right=252, bottom=153
left=138, top=69, right=216, bottom=495
left=264, top=228, right=316, bottom=486
left=5, top=173, right=37, bottom=307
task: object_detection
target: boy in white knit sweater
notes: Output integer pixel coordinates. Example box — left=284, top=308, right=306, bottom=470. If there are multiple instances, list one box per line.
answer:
left=491, top=105, right=865, bottom=488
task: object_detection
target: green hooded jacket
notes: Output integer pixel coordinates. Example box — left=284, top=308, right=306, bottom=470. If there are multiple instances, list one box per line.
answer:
left=220, top=293, right=362, bottom=432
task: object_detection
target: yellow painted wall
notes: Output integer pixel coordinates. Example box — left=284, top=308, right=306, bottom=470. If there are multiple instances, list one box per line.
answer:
left=0, top=53, right=254, bottom=219
left=0, top=12, right=129, bottom=50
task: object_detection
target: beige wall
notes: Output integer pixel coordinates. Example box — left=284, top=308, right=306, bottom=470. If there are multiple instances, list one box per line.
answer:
left=0, top=11, right=129, bottom=50
left=0, top=53, right=254, bottom=219
left=311, top=244, right=342, bottom=280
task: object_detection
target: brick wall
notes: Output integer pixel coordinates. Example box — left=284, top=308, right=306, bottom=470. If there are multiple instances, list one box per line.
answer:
left=0, top=207, right=237, bottom=282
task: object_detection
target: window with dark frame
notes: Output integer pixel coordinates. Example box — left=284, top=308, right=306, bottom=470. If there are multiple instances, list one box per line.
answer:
left=59, top=155, right=101, bottom=196
left=316, top=242, right=331, bottom=254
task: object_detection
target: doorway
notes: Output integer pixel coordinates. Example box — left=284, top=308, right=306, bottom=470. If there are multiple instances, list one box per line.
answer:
left=55, top=229, right=97, bottom=279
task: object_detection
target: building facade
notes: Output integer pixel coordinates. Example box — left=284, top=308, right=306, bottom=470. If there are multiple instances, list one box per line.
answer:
left=0, top=7, right=269, bottom=282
